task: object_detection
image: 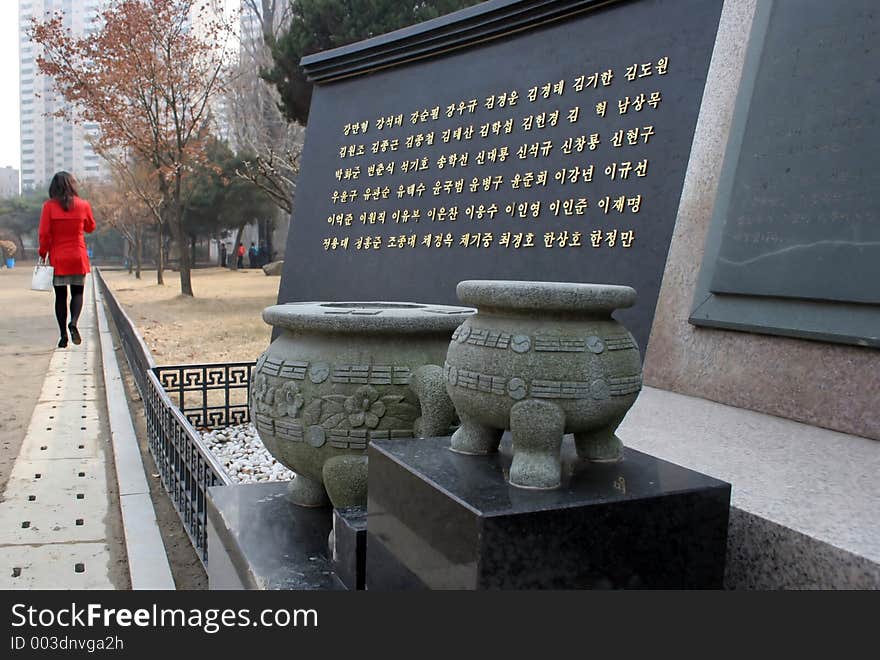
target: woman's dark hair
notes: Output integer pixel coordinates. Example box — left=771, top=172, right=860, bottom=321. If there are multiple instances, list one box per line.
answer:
left=49, top=171, right=79, bottom=211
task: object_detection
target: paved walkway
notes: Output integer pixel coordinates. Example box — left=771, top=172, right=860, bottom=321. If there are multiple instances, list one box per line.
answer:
left=0, top=268, right=58, bottom=494
left=0, top=271, right=128, bottom=588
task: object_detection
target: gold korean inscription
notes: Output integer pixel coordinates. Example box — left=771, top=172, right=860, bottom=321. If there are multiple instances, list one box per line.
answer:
left=325, top=57, right=672, bottom=253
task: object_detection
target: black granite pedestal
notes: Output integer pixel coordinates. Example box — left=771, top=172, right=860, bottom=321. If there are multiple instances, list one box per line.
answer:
left=207, top=482, right=344, bottom=590
left=366, top=437, right=731, bottom=589
left=331, top=507, right=367, bottom=590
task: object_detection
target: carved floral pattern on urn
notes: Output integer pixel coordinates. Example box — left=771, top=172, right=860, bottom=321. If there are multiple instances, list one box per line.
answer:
left=251, top=301, right=474, bottom=508
left=345, top=386, right=385, bottom=428
left=251, top=373, right=273, bottom=415
left=273, top=381, right=304, bottom=418
left=298, top=389, right=419, bottom=431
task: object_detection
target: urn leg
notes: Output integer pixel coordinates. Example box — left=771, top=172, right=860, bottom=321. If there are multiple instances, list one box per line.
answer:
left=323, top=455, right=368, bottom=509
left=574, top=417, right=625, bottom=463
left=410, top=364, right=456, bottom=437
left=509, top=400, right=565, bottom=490
left=449, top=412, right=503, bottom=455
left=287, top=472, right=331, bottom=508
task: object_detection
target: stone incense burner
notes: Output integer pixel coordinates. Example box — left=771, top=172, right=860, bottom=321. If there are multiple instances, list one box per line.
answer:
left=251, top=301, right=473, bottom=508
left=444, top=280, right=643, bottom=489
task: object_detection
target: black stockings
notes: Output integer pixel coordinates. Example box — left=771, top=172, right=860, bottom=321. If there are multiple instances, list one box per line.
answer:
left=54, top=284, right=84, bottom=338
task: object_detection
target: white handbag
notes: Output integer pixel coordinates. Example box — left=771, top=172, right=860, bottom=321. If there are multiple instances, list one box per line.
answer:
left=31, top=257, right=54, bottom=291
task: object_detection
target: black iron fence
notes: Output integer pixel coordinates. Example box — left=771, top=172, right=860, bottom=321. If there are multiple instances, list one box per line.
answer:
left=143, top=368, right=237, bottom=562
left=95, top=269, right=155, bottom=396
left=95, top=269, right=249, bottom=565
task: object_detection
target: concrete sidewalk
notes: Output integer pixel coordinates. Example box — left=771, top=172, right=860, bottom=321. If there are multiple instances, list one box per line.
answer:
left=0, top=267, right=58, bottom=494
left=0, top=269, right=129, bottom=588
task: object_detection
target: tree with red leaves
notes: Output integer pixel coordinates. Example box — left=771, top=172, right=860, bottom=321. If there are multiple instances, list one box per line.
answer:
left=31, top=0, right=235, bottom=295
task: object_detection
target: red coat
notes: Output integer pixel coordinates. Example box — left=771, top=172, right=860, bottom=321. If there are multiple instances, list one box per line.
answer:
left=38, top=197, right=96, bottom=276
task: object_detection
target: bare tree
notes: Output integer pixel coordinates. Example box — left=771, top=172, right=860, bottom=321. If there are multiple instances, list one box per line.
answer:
left=240, top=0, right=292, bottom=56
left=98, top=150, right=169, bottom=283
left=226, top=0, right=301, bottom=217
left=90, top=171, right=155, bottom=279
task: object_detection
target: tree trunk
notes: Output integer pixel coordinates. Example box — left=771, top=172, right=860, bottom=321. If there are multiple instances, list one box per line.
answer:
left=264, top=216, right=274, bottom=262
left=125, top=239, right=133, bottom=274
left=135, top=225, right=143, bottom=279
left=229, top=222, right=246, bottom=271
left=167, top=210, right=193, bottom=296
left=190, top=235, right=197, bottom=271
left=178, top=246, right=193, bottom=296
left=156, top=222, right=165, bottom=285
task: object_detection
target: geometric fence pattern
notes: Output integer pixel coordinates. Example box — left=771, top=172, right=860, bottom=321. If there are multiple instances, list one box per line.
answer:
left=155, top=363, right=253, bottom=430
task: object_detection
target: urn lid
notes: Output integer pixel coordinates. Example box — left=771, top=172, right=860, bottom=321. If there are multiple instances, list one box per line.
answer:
left=263, top=301, right=475, bottom=334
left=456, top=280, right=637, bottom=314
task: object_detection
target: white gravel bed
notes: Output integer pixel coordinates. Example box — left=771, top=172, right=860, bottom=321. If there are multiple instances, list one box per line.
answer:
left=200, top=423, right=295, bottom=484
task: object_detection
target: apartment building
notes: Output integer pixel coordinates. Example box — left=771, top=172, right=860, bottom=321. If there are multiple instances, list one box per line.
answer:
left=18, top=0, right=108, bottom=192
left=0, top=166, right=20, bottom=198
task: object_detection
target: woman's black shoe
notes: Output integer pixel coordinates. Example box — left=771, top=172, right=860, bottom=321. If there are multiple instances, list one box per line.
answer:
left=58, top=336, right=68, bottom=349
left=68, top=324, right=81, bottom=345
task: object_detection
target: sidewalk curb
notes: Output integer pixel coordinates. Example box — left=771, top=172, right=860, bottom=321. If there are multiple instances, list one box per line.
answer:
left=93, top=277, right=176, bottom=590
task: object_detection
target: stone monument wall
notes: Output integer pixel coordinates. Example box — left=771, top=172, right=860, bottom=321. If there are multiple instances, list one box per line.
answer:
left=277, top=0, right=724, bottom=355
left=642, top=0, right=880, bottom=441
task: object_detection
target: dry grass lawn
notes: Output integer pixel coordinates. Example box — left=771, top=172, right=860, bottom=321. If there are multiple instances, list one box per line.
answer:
left=102, top=267, right=280, bottom=364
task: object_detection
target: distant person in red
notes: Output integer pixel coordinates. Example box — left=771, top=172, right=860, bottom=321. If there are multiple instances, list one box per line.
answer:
left=38, top=171, right=96, bottom=349
left=237, top=242, right=245, bottom=269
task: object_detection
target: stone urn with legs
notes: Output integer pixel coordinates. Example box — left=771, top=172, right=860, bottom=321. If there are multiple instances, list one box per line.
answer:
left=252, top=301, right=474, bottom=508
left=444, top=280, right=642, bottom=489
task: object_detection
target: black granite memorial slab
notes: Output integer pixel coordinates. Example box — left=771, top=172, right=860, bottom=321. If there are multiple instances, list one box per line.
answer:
left=366, top=436, right=730, bottom=589
left=331, top=506, right=367, bottom=591
left=277, top=0, right=724, bottom=353
left=207, top=483, right=344, bottom=590
left=690, top=0, right=880, bottom=346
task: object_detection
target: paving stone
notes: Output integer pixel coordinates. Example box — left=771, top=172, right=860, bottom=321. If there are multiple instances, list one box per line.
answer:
left=6, top=458, right=108, bottom=502
left=0, top=543, right=114, bottom=590
left=38, top=372, right=99, bottom=402
left=1, top=480, right=104, bottom=508
left=19, top=401, right=102, bottom=460
left=48, top=348, right=99, bottom=376
left=0, top=488, right=108, bottom=544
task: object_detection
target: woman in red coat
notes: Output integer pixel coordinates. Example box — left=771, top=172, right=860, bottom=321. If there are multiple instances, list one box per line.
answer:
left=38, top=172, right=96, bottom=348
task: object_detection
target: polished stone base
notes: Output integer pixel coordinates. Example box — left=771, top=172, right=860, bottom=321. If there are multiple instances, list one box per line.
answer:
left=331, top=506, right=367, bottom=590
left=207, top=482, right=344, bottom=590
left=619, top=386, right=880, bottom=588
left=366, top=436, right=731, bottom=590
